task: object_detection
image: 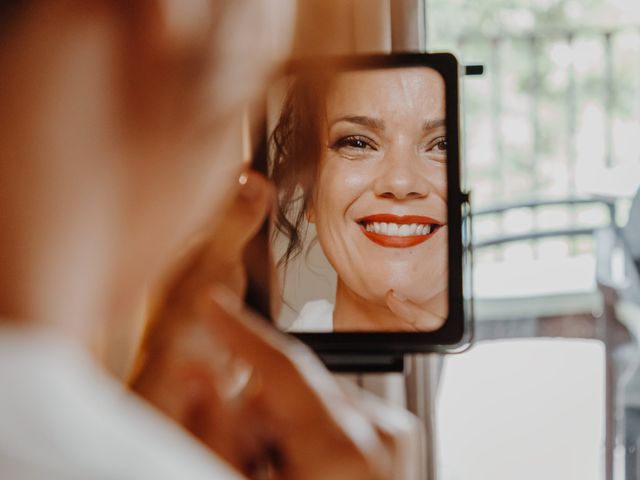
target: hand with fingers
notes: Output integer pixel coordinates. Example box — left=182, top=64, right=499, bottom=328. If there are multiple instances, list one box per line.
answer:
left=130, top=171, right=423, bottom=479
left=385, top=290, right=448, bottom=332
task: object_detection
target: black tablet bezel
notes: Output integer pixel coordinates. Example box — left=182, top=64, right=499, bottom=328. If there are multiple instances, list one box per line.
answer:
left=276, top=52, right=470, bottom=355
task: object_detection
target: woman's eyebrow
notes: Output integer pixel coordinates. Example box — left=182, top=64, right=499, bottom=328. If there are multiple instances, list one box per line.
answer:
left=330, top=115, right=385, bottom=131
left=423, top=118, right=446, bottom=131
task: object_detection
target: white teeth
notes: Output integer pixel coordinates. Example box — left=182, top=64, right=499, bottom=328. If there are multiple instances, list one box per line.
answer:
left=398, top=224, right=411, bottom=237
left=362, top=221, right=437, bottom=237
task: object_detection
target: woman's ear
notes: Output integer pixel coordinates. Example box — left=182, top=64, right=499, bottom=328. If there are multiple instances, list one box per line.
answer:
left=145, top=0, right=213, bottom=53
left=117, top=0, right=219, bottom=134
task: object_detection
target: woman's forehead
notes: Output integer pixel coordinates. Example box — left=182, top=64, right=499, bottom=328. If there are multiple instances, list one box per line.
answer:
left=325, top=67, right=445, bottom=120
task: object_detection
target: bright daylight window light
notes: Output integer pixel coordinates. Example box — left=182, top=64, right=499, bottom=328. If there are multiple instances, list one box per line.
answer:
left=437, top=339, right=605, bottom=480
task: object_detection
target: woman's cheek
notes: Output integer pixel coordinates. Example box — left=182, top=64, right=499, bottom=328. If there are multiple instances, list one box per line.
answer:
left=319, top=155, right=371, bottom=198
left=318, top=162, right=369, bottom=213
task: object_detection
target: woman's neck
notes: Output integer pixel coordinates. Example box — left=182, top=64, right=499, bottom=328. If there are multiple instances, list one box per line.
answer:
left=0, top=155, right=145, bottom=374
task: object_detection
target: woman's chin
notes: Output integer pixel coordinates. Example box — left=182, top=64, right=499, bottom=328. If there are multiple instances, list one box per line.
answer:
left=353, top=258, right=448, bottom=302
left=363, top=280, right=443, bottom=306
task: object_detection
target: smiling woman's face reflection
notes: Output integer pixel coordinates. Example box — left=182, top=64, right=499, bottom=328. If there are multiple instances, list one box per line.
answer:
left=311, top=68, right=448, bottom=331
left=272, top=66, right=449, bottom=332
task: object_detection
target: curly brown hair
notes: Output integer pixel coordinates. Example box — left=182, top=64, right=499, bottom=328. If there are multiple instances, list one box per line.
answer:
left=269, top=71, right=334, bottom=266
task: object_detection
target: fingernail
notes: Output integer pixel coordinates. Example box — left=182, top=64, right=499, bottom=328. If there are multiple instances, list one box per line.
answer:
left=391, top=290, right=407, bottom=302
left=239, top=173, right=264, bottom=201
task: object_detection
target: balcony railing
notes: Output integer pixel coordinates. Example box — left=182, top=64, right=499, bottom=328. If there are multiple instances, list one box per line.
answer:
left=451, top=27, right=640, bottom=299
left=457, top=27, right=640, bottom=244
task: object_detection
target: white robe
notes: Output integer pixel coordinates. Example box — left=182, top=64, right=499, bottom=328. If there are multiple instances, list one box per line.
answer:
left=287, top=300, right=334, bottom=332
left=0, top=327, right=242, bottom=480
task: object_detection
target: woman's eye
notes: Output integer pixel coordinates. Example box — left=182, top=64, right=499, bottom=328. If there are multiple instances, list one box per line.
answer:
left=427, top=136, right=447, bottom=154
left=332, top=135, right=375, bottom=151
left=347, top=138, right=368, bottom=149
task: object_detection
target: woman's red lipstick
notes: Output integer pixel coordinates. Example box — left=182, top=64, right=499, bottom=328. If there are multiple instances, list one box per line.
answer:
left=356, top=214, right=444, bottom=248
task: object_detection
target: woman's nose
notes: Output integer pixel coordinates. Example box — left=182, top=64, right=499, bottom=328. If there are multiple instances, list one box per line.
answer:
left=373, top=148, right=431, bottom=200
